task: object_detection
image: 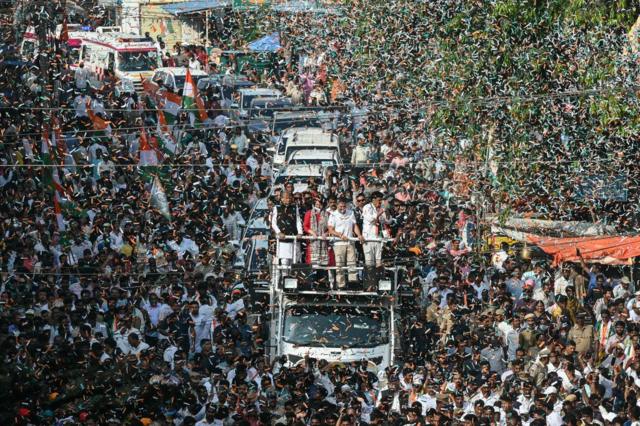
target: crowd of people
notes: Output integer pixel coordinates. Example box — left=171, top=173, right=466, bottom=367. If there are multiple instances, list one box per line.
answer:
left=1, top=0, right=640, bottom=425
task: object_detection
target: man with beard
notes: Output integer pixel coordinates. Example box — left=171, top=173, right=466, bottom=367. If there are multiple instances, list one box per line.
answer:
left=271, top=191, right=302, bottom=266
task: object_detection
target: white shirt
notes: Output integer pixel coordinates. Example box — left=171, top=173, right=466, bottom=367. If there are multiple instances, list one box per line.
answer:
left=73, top=95, right=89, bottom=117
left=167, top=237, right=200, bottom=259
left=116, top=338, right=150, bottom=356
left=627, top=297, right=640, bottom=322
left=189, top=58, right=202, bottom=71
left=74, top=67, right=90, bottom=89
left=361, top=203, right=383, bottom=239
left=328, top=210, right=357, bottom=245
left=554, top=273, right=572, bottom=296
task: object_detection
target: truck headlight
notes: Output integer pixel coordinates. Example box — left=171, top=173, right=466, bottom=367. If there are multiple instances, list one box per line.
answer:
left=284, top=278, right=298, bottom=290
left=378, top=280, right=392, bottom=292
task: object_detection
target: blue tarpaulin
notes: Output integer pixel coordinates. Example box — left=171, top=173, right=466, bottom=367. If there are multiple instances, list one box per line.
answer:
left=247, top=32, right=281, bottom=52
left=162, top=0, right=231, bottom=16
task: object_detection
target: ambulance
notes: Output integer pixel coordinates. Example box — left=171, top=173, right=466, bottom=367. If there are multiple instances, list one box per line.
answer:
left=78, top=31, right=161, bottom=92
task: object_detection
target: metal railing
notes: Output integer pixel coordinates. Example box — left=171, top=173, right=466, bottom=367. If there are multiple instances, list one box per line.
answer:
left=277, top=235, right=392, bottom=242
left=277, top=234, right=392, bottom=263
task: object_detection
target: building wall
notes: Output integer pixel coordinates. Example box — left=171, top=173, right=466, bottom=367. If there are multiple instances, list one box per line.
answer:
left=121, top=0, right=141, bottom=34
left=140, top=2, right=206, bottom=47
left=140, top=4, right=182, bottom=46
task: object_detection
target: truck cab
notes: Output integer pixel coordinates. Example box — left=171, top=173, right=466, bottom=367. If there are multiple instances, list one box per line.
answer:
left=268, top=236, right=402, bottom=371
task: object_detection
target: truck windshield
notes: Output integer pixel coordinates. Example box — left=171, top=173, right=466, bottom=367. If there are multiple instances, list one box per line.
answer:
left=283, top=306, right=389, bottom=348
left=273, top=117, right=321, bottom=134
left=118, top=51, right=159, bottom=72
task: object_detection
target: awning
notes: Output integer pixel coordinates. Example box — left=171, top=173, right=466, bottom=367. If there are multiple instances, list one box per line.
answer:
left=162, top=0, right=231, bottom=16
left=487, top=216, right=616, bottom=237
left=247, top=32, right=281, bottom=52
left=527, top=234, right=640, bottom=265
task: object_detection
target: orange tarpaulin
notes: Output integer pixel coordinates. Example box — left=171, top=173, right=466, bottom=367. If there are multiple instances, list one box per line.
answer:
left=527, top=234, right=640, bottom=265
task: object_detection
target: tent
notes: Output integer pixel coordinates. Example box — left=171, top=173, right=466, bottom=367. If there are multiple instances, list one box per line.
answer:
left=527, top=235, right=640, bottom=265
left=247, top=32, right=281, bottom=52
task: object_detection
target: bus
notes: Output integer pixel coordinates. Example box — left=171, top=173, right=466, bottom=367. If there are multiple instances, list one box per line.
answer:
left=78, top=31, right=161, bottom=92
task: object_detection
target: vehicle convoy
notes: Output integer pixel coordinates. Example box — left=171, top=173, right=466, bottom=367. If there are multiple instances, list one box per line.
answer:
left=268, top=237, right=401, bottom=370
left=240, top=108, right=403, bottom=371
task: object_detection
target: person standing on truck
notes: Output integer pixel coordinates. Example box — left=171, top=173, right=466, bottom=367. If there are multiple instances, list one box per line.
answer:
left=328, top=198, right=365, bottom=289
left=303, top=196, right=330, bottom=266
left=74, top=61, right=89, bottom=90
left=271, top=191, right=302, bottom=266
left=361, top=192, right=387, bottom=275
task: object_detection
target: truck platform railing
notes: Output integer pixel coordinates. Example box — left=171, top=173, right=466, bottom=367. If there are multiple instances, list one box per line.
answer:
left=273, top=235, right=399, bottom=294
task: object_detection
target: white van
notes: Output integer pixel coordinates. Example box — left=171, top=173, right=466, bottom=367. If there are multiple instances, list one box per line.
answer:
left=272, top=127, right=340, bottom=169
left=79, top=31, right=161, bottom=91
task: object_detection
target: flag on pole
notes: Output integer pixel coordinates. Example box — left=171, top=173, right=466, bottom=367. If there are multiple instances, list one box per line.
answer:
left=182, top=68, right=207, bottom=124
left=59, top=15, right=69, bottom=43
left=150, top=176, right=171, bottom=220
left=156, top=110, right=178, bottom=155
left=161, top=92, right=182, bottom=125
left=139, top=127, right=159, bottom=166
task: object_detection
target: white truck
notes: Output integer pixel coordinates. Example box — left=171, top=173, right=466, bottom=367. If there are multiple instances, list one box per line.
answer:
left=267, top=236, right=401, bottom=370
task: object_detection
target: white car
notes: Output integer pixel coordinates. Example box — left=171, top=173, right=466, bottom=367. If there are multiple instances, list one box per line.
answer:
left=235, top=88, right=283, bottom=118
left=272, top=127, right=340, bottom=169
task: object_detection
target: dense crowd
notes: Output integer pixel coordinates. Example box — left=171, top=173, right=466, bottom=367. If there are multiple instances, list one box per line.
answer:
left=1, top=0, right=640, bottom=425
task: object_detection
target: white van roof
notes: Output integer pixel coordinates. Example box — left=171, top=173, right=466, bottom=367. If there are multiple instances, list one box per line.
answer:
left=239, top=88, right=282, bottom=97
left=81, top=32, right=157, bottom=51
left=281, top=127, right=338, bottom=147
left=288, top=149, right=339, bottom=161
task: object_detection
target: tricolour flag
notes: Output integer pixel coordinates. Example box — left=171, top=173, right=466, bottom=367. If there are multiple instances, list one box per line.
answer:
left=161, top=91, right=182, bottom=125
left=139, top=128, right=159, bottom=166
left=156, top=110, right=177, bottom=155
left=182, top=68, right=207, bottom=124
